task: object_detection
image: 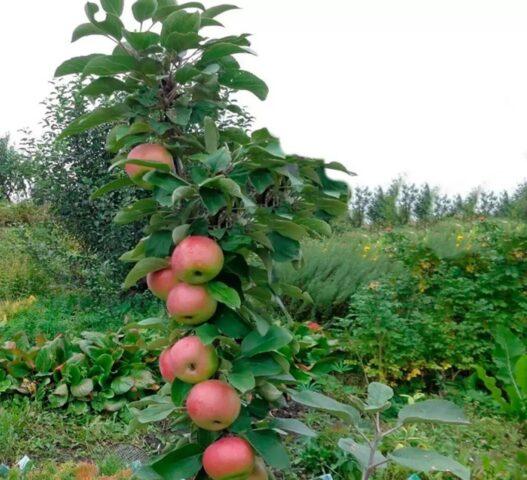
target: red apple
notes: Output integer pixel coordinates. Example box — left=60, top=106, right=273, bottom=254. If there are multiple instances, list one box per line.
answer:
left=126, top=143, right=174, bottom=188
left=147, top=267, right=178, bottom=301
left=159, top=336, right=218, bottom=384
left=186, top=380, right=241, bottom=431
left=171, top=236, right=224, bottom=284
left=203, top=436, right=255, bottom=480
left=248, top=458, right=268, bottom=480
left=166, top=283, right=217, bottom=325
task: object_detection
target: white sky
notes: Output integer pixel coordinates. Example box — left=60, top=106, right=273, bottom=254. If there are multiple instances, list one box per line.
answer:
left=2, top=0, right=527, bottom=194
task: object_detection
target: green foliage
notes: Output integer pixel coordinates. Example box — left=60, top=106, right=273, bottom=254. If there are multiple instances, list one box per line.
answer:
left=22, top=78, right=143, bottom=270
left=55, top=0, right=351, bottom=477
left=333, top=382, right=470, bottom=480
left=287, top=219, right=527, bottom=384
left=0, top=325, right=160, bottom=413
left=0, top=135, right=32, bottom=202
left=475, top=327, right=527, bottom=418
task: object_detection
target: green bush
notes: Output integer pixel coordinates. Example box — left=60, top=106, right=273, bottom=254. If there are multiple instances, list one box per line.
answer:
left=288, top=219, right=527, bottom=384
left=279, top=230, right=401, bottom=320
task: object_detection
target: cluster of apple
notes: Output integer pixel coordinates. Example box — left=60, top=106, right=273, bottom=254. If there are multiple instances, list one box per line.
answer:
left=146, top=239, right=266, bottom=479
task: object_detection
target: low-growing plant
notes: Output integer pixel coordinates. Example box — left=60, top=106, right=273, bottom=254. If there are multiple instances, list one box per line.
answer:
left=475, top=326, right=527, bottom=419
left=336, top=382, right=471, bottom=480
left=0, top=326, right=160, bottom=413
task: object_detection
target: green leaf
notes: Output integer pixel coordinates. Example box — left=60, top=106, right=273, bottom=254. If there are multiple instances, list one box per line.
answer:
left=234, top=355, right=283, bottom=377
left=72, top=23, right=104, bottom=42
left=145, top=231, right=173, bottom=258
left=35, top=347, right=53, bottom=372
left=71, top=378, right=94, bottom=398
left=132, top=0, right=158, bottom=22
left=214, top=308, right=250, bottom=338
left=338, top=438, right=387, bottom=470
left=172, top=224, right=191, bottom=245
left=164, top=32, right=201, bottom=52
left=90, top=177, right=134, bottom=200
left=123, top=257, right=169, bottom=289
left=271, top=418, right=317, bottom=437
left=227, top=370, right=255, bottom=393
left=135, top=402, right=176, bottom=423
left=206, top=148, right=231, bottom=173
left=318, top=197, right=348, bottom=216
left=389, top=448, right=470, bottom=480
left=474, top=365, right=509, bottom=409
left=200, top=188, right=226, bottom=215
left=207, top=281, right=241, bottom=309
left=111, top=376, right=135, bottom=394
left=80, top=77, right=129, bottom=97
left=150, top=444, right=203, bottom=479
left=515, top=355, right=527, bottom=393
left=58, top=104, right=130, bottom=139
left=219, top=70, right=269, bottom=100
left=101, top=0, right=124, bottom=16
left=245, top=430, right=290, bottom=469
left=124, top=30, right=160, bottom=50
left=365, top=382, right=394, bottom=411
left=241, top=326, right=293, bottom=358
left=295, top=217, right=332, bottom=237
left=268, top=232, right=301, bottom=263
left=204, top=117, right=219, bottom=154
left=398, top=400, right=469, bottom=426
left=162, top=10, right=201, bottom=39
left=144, top=171, right=186, bottom=191
left=85, top=3, right=124, bottom=39
left=290, top=389, right=360, bottom=424
left=171, top=379, right=193, bottom=406
left=203, top=4, right=239, bottom=18
left=200, top=43, right=253, bottom=65
left=84, top=55, right=138, bottom=75
left=269, top=219, right=308, bottom=241
left=195, top=323, right=220, bottom=345
left=114, top=198, right=158, bottom=224
left=325, top=161, right=355, bottom=175
left=250, top=170, right=274, bottom=193
left=55, top=54, right=102, bottom=77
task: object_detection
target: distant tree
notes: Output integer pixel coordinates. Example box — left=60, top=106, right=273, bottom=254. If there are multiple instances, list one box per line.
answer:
left=398, top=181, right=418, bottom=224
left=413, top=183, right=434, bottom=222
left=0, top=135, right=32, bottom=202
left=350, top=186, right=371, bottom=227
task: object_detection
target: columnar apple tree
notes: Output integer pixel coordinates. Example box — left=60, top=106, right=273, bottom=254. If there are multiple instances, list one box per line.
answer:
left=56, top=1, right=351, bottom=478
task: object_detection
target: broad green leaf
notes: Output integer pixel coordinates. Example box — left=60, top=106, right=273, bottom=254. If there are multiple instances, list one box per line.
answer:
left=250, top=170, right=274, bottom=193
left=269, top=219, right=308, bottom=241
left=195, top=323, right=220, bottom=345
left=84, top=55, right=138, bottom=75
left=366, top=382, right=394, bottom=411
left=389, top=448, right=470, bottom=480
left=290, top=389, right=360, bottom=423
left=80, top=77, right=129, bottom=97
left=114, top=198, right=158, bottom=224
left=58, top=104, right=130, bottom=139
left=207, top=281, right=241, bottom=309
left=268, top=232, right=301, bottom=262
left=145, top=231, right=173, bottom=258
left=101, top=0, right=124, bottom=16
left=55, top=54, right=102, bottom=77
left=35, top=347, right=53, bottom=372
left=338, top=438, right=387, bottom=470
left=143, top=171, right=186, bottom=191
left=72, top=23, right=104, bottom=42
left=214, top=308, right=250, bottom=338
left=398, top=399, right=469, bottom=426
left=135, top=402, right=176, bottom=423
left=124, top=30, right=160, bottom=50
left=150, top=444, right=203, bottom=479
left=271, top=418, right=317, bottom=437
left=206, top=148, right=231, bottom=173
left=200, top=188, right=226, bottom=214
left=318, top=197, right=348, bottom=216
left=203, top=4, right=239, bottom=18
left=245, top=430, right=290, bottom=469
left=172, top=224, right=191, bottom=245
left=241, top=326, right=293, bottom=357
left=474, top=365, right=508, bottom=409
left=164, top=32, right=201, bottom=52
left=171, top=379, right=193, bottom=406
left=132, top=0, right=158, bottom=22
left=234, top=355, right=283, bottom=377
left=111, top=376, right=135, bottom=394
left=123, top=257, right=169, bottom=289
left=227, top=370, right=255, bottom=393
left=325, top=161, right=355, bottom=175
left=200, top=43, right=253, bottom=65
left=162, top=10, right=201, bottom=38
left=71, top=378, right=94, bottom=397
left=85, top=2, right=124, bottom=39
left=204, top=117, right=219, bottom=154
left=295, top=217, right=332, bottom=236
left=219, top=69, right=269, bottom=101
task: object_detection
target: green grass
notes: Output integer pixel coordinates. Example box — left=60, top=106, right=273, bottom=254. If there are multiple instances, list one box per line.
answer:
left=1, top=291, right=161, bottom=340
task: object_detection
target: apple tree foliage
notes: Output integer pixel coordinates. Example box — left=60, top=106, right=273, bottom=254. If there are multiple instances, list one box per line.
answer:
left=56, top=0, right=352, bottom=477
